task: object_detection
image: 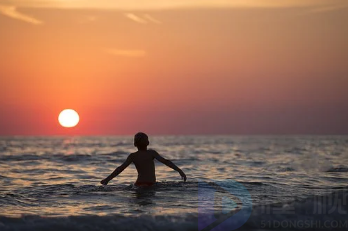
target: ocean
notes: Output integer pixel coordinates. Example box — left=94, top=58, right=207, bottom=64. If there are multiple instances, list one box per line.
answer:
left=0, top=136, right=348, bottom=230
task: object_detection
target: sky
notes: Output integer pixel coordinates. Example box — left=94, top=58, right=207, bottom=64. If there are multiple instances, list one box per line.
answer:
left=0, top=0, right=348, bottom=135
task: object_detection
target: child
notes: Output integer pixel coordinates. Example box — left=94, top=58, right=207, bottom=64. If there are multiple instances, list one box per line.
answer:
left=101, top=132, right=187, bottom=187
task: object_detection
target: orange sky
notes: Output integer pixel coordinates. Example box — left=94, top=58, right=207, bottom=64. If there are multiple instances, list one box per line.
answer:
left=0, top=0, right=348, bottom=135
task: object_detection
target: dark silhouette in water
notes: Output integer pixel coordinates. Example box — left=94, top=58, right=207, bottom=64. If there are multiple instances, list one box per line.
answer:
left=101, top=132, right=187, bottom=187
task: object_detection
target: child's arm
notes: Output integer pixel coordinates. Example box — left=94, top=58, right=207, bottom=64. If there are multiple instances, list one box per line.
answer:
left=100, top=154, right=133, bottom=185
left=152, top=151, right=187, bottom=182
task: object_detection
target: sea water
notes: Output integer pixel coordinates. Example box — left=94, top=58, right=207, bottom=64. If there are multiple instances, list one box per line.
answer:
left=0, top=136, right=348, bottom=230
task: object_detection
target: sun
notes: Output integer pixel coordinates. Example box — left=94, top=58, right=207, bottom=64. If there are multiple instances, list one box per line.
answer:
left=58, top=109, right=80, bottom=128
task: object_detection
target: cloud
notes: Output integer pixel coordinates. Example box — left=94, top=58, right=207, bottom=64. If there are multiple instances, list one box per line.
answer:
left=124, top=13, right=148, bottom=24
left=0, top=4, right=42, bottom=24
left=143, top=14, right=162, bottom=24
left=124, top=13, right=162, bottom=24
left=309, top=4, right=348, bottom=13
left=2, top=0, right=348, bottom=11
left=105, top=49, right=146, bottom=57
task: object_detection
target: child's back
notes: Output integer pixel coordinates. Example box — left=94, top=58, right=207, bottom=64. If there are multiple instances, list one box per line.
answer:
left=131, top=150, right=156, bottom=184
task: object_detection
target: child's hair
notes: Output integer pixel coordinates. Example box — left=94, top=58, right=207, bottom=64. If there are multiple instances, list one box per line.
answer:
left=134, top=132, right=149, bottom=147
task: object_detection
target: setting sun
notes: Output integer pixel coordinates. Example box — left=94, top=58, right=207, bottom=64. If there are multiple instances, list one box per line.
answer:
left=58, top=109, right=80, bottom=128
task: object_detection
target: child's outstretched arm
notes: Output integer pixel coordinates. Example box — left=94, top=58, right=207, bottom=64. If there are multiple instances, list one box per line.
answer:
left=152, top=151, right=187, bottom=182
left=100, top=155, right=133, bottom=185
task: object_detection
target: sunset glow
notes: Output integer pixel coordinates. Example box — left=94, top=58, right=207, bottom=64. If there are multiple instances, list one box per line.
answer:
left=0, top=0, right=347, bottom=135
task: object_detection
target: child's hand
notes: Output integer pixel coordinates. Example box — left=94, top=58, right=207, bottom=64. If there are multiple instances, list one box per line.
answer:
left=100, top=178, right=109, bottom=185
left=179, top=170, right=187, bottom=182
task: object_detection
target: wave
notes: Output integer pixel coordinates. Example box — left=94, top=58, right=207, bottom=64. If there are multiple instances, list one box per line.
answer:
left=244, top=189, right=348, bottom=230
left=277, top=167, right=296, bottom=172
left=0, top=214, right=198, bottom=231
left=326, top=166, right=348, bottom=172
left=0, top=153, right=43, bottom=162
left=55, top=154, right=94, bottom=162
left=1, top=187, right=348, bottom=230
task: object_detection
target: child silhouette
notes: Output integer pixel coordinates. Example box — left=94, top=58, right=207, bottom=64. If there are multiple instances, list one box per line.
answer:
left=101, top=132, right=187, bottom=187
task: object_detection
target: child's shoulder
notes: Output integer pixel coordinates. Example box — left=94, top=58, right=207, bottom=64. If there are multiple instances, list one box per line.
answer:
left=129, top=149, right=157, bottom=157
left=129, top=149, right=156, bottom=155
left=147, top=149, right=158, bottom=154
left=128, top=152, right=137, bottom=158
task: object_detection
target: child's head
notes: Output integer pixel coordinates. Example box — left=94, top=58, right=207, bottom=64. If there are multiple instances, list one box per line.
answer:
left=134, top=132, right=149, bottom=149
